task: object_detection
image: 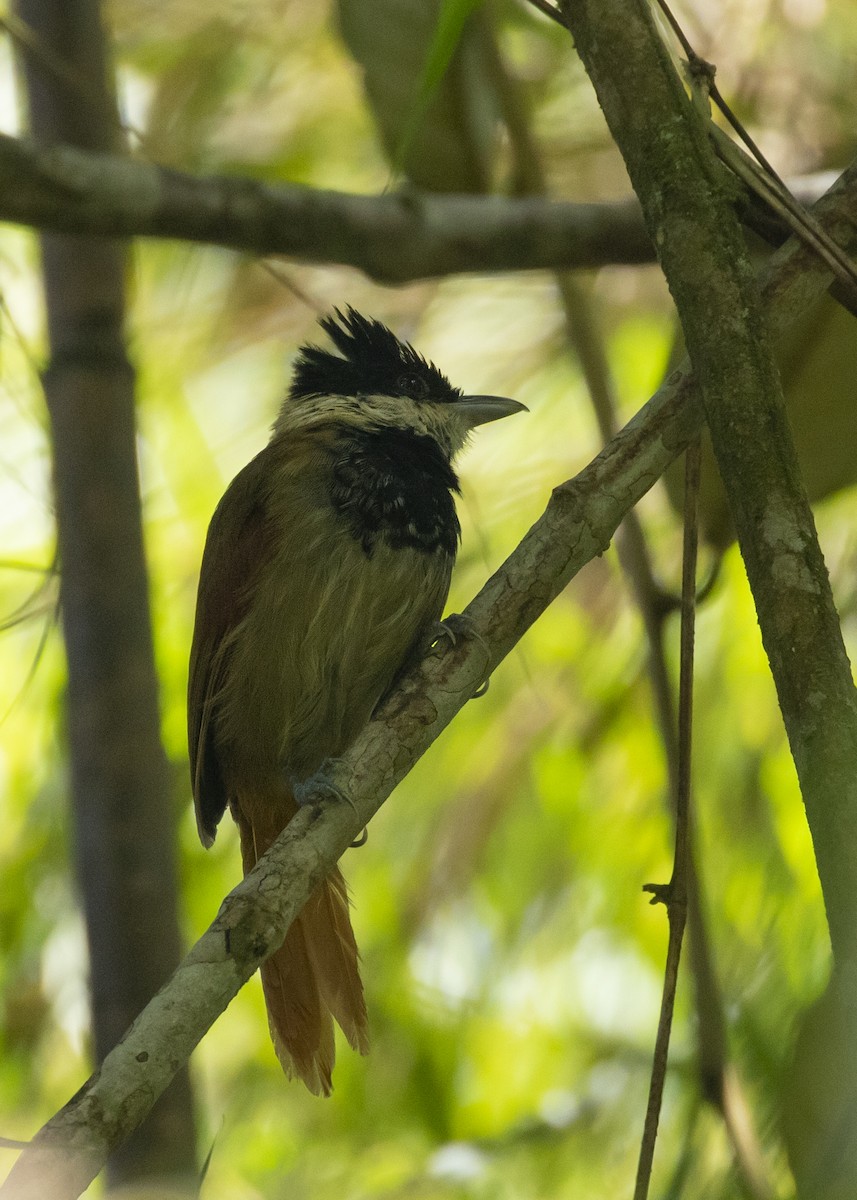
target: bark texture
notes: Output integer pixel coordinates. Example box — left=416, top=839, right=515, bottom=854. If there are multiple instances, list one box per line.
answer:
left=560, top=4, right=857, bottom=1196
left=14, top=0, right=196, bottom=1186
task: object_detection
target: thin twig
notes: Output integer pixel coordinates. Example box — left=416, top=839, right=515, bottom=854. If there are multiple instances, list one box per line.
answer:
left=257, top=259, right=324, bottom=315
left=711, top=127, right=857, bottom=297
left=654, top=0, right=857, bottom=303
left=635, top=439, right=700, bottom=1200
left=675, top=441, right=700, bottom=895
left=652, top=0, right=695, bottom=57
left=652, top=0, right=784, bottom=184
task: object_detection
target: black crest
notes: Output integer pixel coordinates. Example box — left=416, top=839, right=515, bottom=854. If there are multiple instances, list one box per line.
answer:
left=290, top=307, right=461, bottom=405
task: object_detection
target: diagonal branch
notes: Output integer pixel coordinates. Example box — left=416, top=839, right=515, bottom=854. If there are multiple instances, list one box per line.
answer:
left=3, top=147, right=857, bottom=1200
left=1, top=357, right=701, bottom=1200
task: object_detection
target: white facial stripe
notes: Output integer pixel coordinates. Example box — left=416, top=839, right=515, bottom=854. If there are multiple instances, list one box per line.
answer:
left=273, top=393, right=472, bottom=458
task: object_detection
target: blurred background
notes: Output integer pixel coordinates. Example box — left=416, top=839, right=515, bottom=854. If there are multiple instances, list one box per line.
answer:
left=1, top=0, right=856, bottom=1196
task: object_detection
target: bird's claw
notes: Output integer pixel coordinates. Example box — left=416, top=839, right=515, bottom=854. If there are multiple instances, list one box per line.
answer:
left=427, top=613, right=492, bottom=699
left=427, top=612, right=473, bottom=651
left=423, top=619, right=453, bottom=655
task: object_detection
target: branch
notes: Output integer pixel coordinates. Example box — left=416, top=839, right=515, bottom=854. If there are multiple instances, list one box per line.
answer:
left=635, top=438, right=700, bottom=1200
left=0, top=132, right=653, bottom=278
left=4, top=149, right=857, bottom=1200
left=563, top=0, right=857, bottom=968
left=0, top=132, right=837, bottom=282
left=0, top=358, right=694, bottom=1200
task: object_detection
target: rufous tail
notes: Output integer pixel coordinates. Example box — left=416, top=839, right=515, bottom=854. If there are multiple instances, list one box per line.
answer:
left=233, top=787, right=369, bottom=1096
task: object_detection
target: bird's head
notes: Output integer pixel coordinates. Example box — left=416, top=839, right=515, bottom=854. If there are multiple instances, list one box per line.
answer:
left=275, top=307, right=526, bottom=457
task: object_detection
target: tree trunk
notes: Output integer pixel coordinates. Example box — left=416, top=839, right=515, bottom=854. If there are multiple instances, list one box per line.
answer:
left=13, top=0, right=197, bottom=1187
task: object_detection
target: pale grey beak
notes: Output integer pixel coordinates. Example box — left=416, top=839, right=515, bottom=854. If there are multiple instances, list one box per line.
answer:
left=455, top=395, right=528, bottom=427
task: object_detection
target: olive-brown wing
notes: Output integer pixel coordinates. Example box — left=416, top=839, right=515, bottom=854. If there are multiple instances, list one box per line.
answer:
left=188, top=451, right=271, bottom=846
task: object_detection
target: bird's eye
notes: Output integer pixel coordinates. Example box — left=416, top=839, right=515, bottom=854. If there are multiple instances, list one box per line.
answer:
left=397, top=372, right=429, bottom=398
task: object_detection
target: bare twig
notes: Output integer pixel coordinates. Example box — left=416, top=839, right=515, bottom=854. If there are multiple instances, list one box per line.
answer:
left=654, top=0, right=857, bottom=303
left=0, top=128, right=847, bottom=286
left=635, top=439, right=699, bottom=1200
left=711, top=127, right=857, bottom=301
left=653, top=0, right=785, bottom=186
left=676, top=443, right=700, bottom=894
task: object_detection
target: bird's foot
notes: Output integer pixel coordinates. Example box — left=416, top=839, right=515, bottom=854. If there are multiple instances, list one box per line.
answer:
left=426, top=613, right=492, bottom=698
left=290, top=760, right=368, bottom=848
left=425, top=612, right=472, bottom=651
left=292, top=758, right=354, bottom=810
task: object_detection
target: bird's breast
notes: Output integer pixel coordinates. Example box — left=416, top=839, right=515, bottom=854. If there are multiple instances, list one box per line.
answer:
left=330, top=424, right=461, bottom=557
left=215, top=460, right=454, bottom=786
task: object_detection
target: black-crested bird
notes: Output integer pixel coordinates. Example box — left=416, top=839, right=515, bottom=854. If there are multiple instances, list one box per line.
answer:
left=188, top=308, right=525, bottom=1094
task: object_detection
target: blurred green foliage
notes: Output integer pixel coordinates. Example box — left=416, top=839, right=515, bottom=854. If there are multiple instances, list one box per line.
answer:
left=1, top=0, right=856, bottom=1196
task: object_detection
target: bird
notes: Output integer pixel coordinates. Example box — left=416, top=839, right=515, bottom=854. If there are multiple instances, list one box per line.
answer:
left=188, top=307, right=525, bottom=1095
